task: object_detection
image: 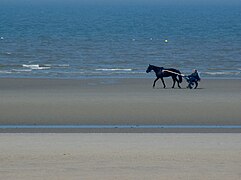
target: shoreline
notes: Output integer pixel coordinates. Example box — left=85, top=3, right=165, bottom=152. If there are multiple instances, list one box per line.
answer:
left=1, top=125, right=241, bottom=133
left=0, top=78, right=240, bottom=133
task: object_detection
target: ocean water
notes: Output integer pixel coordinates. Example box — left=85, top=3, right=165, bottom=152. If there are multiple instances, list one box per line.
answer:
left=0, top=3, right=241, bottom=79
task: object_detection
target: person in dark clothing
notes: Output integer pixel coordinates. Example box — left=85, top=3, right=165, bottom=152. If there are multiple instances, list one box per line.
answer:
left=186, top=69, right=201, bottom=89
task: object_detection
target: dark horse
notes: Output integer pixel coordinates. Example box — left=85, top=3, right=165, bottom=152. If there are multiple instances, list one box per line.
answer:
left=146, top=64, right=182, bottom=88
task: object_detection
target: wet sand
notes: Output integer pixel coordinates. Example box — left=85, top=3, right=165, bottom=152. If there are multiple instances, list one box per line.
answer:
left=0, top=78, right=240, bottom=132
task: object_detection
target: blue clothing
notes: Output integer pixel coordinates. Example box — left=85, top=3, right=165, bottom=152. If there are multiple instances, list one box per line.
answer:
left=186, top=71, right=201, bottom=89
left=188, top=72, right=200, bottom=82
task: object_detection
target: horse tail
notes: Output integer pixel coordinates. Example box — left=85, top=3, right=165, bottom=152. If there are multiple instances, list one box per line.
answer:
left=178, top=75, right=182, bottom=83
left=177, top=70, right=182, bottom=83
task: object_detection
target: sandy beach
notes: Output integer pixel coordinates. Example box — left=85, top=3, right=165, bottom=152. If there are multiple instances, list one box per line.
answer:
left=0, top=78, right=240, bottom=179
left=0, top=133, right=241, bottom=180
left=0, top=78, right=240, bottom=132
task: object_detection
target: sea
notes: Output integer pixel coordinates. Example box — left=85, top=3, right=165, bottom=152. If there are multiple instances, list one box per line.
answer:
left=1, top=2, right=241, bottom=79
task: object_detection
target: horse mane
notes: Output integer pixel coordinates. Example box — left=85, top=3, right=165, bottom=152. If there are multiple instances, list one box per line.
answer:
left=150, top=64, right=163, bottom=68
left=150, top=65, right=164, bottom=70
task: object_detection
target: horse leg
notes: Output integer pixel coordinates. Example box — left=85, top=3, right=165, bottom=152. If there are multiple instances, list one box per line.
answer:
left=171, top=76, right=176, bottom=88
left=177, top=77, right=181, bottom=88
left=153, top=77, right=159, bottom=88
left=160, top=77, right=166, bottom=88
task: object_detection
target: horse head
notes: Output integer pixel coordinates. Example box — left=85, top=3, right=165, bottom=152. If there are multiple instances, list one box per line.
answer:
left=146, top=64, right=152, bottom=73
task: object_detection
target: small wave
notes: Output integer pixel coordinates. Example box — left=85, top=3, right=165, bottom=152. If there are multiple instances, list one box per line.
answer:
left=208, top=67, right=232, bottom=70
left=203, top=71, right=240, bottom=75
left=12, top=69, right=32, bottom=72
left=0, top=52, right=12, bottom=56
left=96, top=68, right=132, bottom=71
left=22, top=64, right=50, bottom=70
left=0, top=70, right=12, bottom=74
left=43, top=64, right=70, bottom=67
left=0, top=64, right=22, bottom=68
left=207, top=68, right=241, bottom=71
left=57, top=64, right=70, bottom=67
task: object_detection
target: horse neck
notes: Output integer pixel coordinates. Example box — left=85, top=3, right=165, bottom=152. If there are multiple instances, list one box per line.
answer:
left=152, top=66, right=162, bottom=74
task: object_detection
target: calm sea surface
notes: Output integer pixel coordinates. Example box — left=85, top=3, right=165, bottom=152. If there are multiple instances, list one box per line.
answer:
left=0, top=4, right=241, bottom=79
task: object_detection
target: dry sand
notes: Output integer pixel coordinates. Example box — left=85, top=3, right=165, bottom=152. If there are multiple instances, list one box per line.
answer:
left=0, top=133, right=241, bottom=180
left=0, top=78, right=240, bottom=130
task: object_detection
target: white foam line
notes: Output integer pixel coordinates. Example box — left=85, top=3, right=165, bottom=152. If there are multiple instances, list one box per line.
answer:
left=96, top=69, right=132, bottom=71
left=0, top=125, right=241, bottom=129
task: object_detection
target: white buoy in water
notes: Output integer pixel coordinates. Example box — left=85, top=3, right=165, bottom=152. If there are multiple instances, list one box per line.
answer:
left=164, top=39, right=168, bottom=43
left=0, top=37, right=4, bottom=40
